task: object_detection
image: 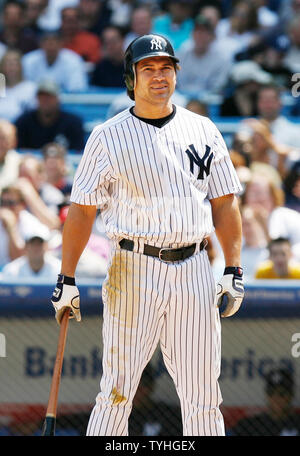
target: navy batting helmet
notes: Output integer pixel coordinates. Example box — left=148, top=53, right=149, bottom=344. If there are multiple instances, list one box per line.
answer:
left=124, top=34, right=179, bottom=91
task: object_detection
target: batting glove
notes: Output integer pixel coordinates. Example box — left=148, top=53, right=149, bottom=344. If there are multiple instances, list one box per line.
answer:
left=216, top=267, right=244, bottom=318
left=51, top=274, right=81, bottom=325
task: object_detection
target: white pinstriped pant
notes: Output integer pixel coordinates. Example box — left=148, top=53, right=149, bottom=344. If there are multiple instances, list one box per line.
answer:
left=86, top=243, right=225, bottom=436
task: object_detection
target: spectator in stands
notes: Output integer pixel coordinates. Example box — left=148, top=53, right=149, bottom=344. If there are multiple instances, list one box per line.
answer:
left=17, top=154, right=64, bottom=222
left=242, top=174, right=300, bottom=247
left=243, top=117, right=293, bottom=179
left=240, top=205, right=269, bottom=279
left=124, top=5, right=153, bottom=50
left=0, top=185, right=50, bottom=268
left=0, top=50, right=37, bottom=122
left=1, top=231, right=61, bottom=279
left=78, top=0, right=112, bottom=36
left=41, top=142, right=73, bottom=199
left=24, top=0, right=47, bottom=39
left=176, top=14, right=232, bottom=95
left=197, top=4, right=221, bottom=31
left=283, top=161, right=300, bottom=212
left=283, top=15, right=300, bottom=73
left=257, top=85, right=300, bottom=149
left=215, top=0, right=260, bottom=59
left=257, top=35, right=292, bottom=90
left=109, top=0, right=135, bottom=28
left=185, top=98, right=208, bottom=116
left=35, top=0, right=81, bottom=32
left=239, top=84, right=300, bottom=150
left=22, top=30, right=88, bottom=92
left=152, top=0, right=195, bottom=51
left=231, top=368, right=300, bottom=435
left=255, top=237, right=300, bottom=279
left=129, top=363, right=182, bottom=436
left=60, top=6, right=102, bottom=65
left=90, top=25, right=126, bottom=88
left=15, top=80, right=85, bottom=152
left=220, top=60, right=273, bottom=117
left=0, top=120, right=21, bottom=192
left=229, top=130, right=252, bottom=170
left=0, top=0, right=39, bottom=54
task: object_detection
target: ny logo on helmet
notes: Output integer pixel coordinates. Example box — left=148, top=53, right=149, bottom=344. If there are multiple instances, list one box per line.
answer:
left=150, top=37, right=163, bottom=51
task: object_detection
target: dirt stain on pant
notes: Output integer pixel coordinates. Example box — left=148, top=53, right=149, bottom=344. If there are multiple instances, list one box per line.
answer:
left=110, top=387, right=127, bottom=405
left=104, top=249, right=139, bottom=330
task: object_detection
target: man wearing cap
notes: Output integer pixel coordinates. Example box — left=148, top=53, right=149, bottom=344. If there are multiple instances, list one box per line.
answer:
left=1, top=231, right=61, bottom=280
left=220, top=60, right=273, bottom=117
left=15, top=80, right=85, bottom=152
left=231, top=368, right=300, bottom=436
left=176, top=15, right=232, bottom=95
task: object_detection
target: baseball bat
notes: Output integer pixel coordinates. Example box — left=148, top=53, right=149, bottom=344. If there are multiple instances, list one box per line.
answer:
left=42, top=308, right=71, bottom=436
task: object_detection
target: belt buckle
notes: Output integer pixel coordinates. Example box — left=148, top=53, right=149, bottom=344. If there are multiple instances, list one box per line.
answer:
left=159, top=247, right=174, bottom=262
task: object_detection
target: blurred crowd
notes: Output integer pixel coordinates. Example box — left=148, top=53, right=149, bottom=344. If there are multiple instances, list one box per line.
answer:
left=0, top=0, right=300, bottom=282
left=1, top=0, right=300, bottom=99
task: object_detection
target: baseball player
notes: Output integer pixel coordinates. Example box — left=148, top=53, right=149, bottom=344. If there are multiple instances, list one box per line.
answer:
left=51, top=34, right=245, bottom=436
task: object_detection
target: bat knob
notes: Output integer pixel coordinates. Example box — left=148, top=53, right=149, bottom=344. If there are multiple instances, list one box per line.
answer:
left=42, top=415, right=56, bottom=436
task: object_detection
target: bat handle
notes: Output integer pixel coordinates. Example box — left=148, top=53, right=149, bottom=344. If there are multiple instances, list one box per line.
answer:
left=43, top=308, right=71, bottom=434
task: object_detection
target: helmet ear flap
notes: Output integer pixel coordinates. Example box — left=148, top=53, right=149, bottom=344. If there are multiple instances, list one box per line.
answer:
left=125, top=71, right=134, bottom=91
left=124, top=64, right=135, bottom=91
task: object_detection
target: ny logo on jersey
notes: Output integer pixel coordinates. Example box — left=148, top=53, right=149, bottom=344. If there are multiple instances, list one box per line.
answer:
left=150, top=37, right=163, bottom=51
left=185, top=144, right=214, bottom=179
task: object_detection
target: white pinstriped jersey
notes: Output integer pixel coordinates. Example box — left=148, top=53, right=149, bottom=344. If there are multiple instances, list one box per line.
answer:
left=70, top=105, right=242, bottom=246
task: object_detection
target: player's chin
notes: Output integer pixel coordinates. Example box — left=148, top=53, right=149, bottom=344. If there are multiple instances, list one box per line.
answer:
left=150, top=87, right=171, bottom=99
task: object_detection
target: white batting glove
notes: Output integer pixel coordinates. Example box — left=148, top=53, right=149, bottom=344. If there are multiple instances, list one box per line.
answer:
left=216, top=267, right=244, bottom=318
left=51, top=274, right=81, bottom=325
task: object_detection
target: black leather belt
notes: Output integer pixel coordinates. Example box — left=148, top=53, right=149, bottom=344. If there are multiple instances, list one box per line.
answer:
left=119, top=239, right=206, bottom=262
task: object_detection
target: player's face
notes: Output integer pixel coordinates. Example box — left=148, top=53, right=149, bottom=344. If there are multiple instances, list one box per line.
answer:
left=134, top=56, right=176, bottom=105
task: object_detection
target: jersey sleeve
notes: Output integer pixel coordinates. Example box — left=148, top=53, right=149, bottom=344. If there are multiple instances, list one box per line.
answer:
left=70, top=126, right=117, bottom=206
left=207, top=123, right=243, bottom=200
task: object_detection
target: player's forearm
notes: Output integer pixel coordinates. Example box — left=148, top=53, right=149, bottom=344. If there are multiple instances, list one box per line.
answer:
left=60, top=202, right=97, bottom=277
left=211, top=194, right=242, bottom=267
